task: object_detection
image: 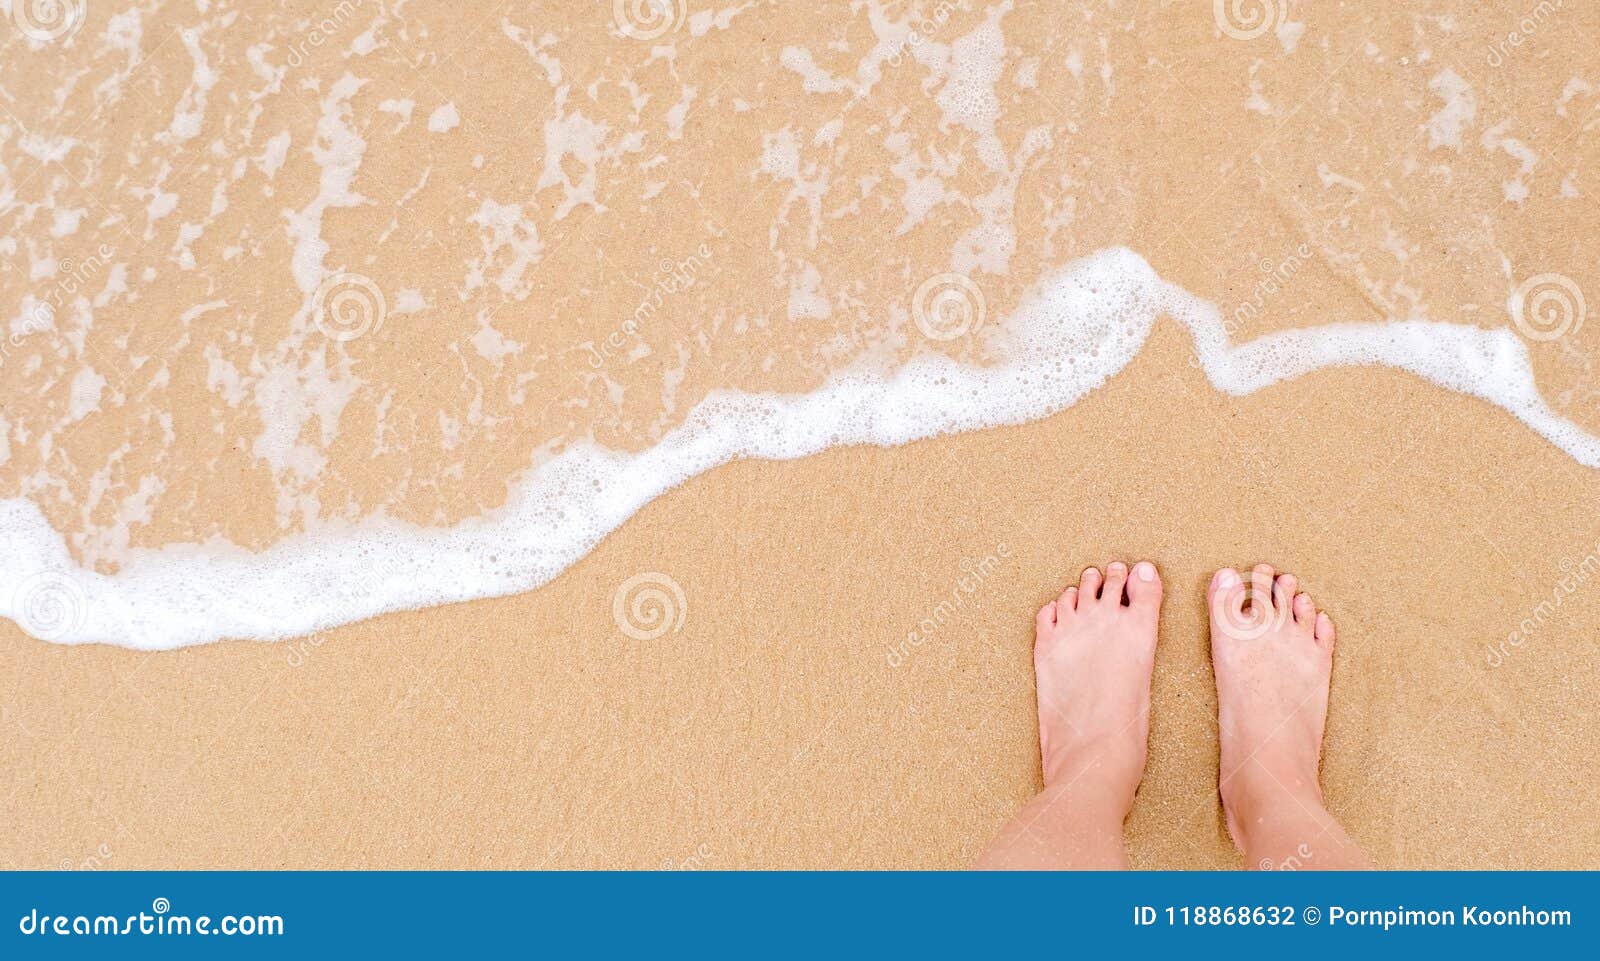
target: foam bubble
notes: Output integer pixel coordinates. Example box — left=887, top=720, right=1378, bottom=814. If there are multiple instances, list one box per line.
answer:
left=2, top=246, right=1595, bottom=648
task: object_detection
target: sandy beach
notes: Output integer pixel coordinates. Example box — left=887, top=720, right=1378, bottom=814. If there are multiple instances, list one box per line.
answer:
left=3, top=1, right=1598, bottom=868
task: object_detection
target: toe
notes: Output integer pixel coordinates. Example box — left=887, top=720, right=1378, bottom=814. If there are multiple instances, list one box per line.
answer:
left=1036, top=600, right=1057, bottom=633
left=1315, top=611, right=1336, bottom=647
left=1208, top=567, right=1247, bottom=640
left=1079, top=565, right=1103, bottom=600
left=1250, top=563, right=1276, bottom=613
left=1057, top=585, right=1079, bottom=614
left=1209, top=567, right=1242, bottom=606
left=1127, top=561, right=1163, bottom=613
left=1103, top=561, right=1129, bottom=605
left=1293, top=592, right=1315, bottom=625
left=1275, top=572, right=1298, bottom=610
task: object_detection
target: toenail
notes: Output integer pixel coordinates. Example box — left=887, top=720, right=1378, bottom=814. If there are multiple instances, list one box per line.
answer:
left=1135, top=562, right=1156, bottom=582
left=1217, top=568, right=1241, bottom=587
left=1109, top=562, right=1126, bottom=574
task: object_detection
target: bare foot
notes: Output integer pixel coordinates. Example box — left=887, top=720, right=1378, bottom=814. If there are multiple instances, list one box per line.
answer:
left=1209, top=564, right=1366, bottom=868
left=975, top=561, right=1163, bottom=869
left=1034, top=561, right=1163, bottom=815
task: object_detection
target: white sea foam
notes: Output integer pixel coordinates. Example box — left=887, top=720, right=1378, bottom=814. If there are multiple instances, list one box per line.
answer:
left=3, top=246, right=1596, bottom=649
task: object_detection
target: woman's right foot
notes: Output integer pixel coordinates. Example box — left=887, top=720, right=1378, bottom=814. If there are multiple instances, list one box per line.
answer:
left=1207, top=563, right=1336, bottom=852
left=1034, top=561, right=1163, bottom=816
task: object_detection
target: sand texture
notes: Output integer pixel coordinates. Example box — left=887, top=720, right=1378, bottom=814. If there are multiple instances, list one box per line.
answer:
left=3, top=2, right=1598, bottom=867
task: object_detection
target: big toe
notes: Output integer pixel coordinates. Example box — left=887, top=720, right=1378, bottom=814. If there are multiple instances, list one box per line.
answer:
left=1126, top=561, right=1163, bottom=614
left=1208, top=567, right=1248, bottom=638
left=1209, top=567, right=1242, bottom=604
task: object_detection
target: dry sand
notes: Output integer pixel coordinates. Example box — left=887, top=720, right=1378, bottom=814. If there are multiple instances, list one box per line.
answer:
left=4, top=2, right=1599, bottom=868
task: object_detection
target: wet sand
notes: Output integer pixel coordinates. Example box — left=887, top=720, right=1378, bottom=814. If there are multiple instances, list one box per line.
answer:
left=3, top=2, right=1599, bottom=867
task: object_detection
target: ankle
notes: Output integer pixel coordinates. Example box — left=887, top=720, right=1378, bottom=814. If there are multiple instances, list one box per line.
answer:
left=1221, top=767, right=1324, bottom=833
left=1042, top=752, right=1141, bottom=820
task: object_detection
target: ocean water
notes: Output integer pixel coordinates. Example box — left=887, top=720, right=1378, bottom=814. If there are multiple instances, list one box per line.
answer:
left=2, top=2, right=1596, bottom=647
left=3, top=245, right=1596, bottom=647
